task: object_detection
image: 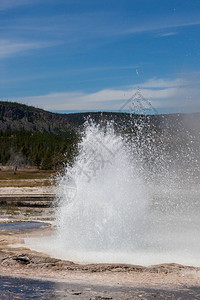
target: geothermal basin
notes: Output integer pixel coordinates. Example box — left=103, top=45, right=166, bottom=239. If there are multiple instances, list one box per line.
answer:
left=22, top=121, right=200, bottom=267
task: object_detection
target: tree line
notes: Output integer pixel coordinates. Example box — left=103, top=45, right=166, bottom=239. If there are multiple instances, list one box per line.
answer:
left=0, top=130, right=78, bottom=170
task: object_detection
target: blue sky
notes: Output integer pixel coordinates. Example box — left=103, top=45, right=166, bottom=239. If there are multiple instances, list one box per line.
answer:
left=0, top=0, right=200, bottom=113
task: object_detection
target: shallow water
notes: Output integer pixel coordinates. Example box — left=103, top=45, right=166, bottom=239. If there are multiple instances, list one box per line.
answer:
left=0, top=222, right=48, bottom=231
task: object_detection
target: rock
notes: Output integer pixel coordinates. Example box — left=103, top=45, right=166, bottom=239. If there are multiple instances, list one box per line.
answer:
left=71, top=291, right=82, bottom=295
left=1, top=254, right=31, bottom=266
left=14, top=254, right=30, bottom=265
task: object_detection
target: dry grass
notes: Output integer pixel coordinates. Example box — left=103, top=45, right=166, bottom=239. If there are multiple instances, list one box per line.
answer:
left=0, top=169, right=57, bottom=187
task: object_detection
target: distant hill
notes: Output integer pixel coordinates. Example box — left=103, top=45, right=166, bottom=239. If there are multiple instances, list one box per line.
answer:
left=1, top=100, right=200, bottom=135
left=0, top=101, right=79, bottom=169
left=0, top=101, right=139, bottom=134
left=0, top=101, right=75, bottom=135
left=0, top=101, right=200, bottom=173
left=0, top=101, right=146, bottom=134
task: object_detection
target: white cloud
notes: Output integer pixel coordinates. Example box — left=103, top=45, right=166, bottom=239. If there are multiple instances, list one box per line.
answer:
left=0, top=9, right=199, bottom=67
left=137, top=77, right=188, bottom=89
left=125, top=20, right=200, bottom=36
left=0, top=0, right=36, bottom=11
left=0, top=39, right=59, bottom=59
left=156, top=32, right=178, bottom=38
left=2, top=10, right=200, bottom=46
left=6, top=77, right=200, bottom=113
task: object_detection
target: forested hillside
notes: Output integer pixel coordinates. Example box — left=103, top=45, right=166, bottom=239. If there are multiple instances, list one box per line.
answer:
left=0, top=101, right=79, bottom=170
left=0, top=101, right=200, bottom=172
left=0, top=101, right=74, bottom=134
left=0, top=130, right=77, bottom=170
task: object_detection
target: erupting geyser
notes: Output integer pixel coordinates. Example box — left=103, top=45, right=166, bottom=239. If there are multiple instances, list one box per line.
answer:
left=55, top=120, right=149, bottom=262
left=25, top=117, right=200, bottom=266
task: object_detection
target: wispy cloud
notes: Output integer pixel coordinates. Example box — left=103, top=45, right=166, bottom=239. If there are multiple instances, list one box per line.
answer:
left=0, top=39, right=60, bottom=59
left=2, top=10, right=200, bottom=44
left=157, top=32, right=178, bottom=38
left=137, top=77, right=188, bottom=89
left=0, top=0, right=37, bottom=11
left=125, top=20, right=200, bottom=37
left=6, top=77, right=200, bottom=113
left=1, top=9, right=200, bottom=64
